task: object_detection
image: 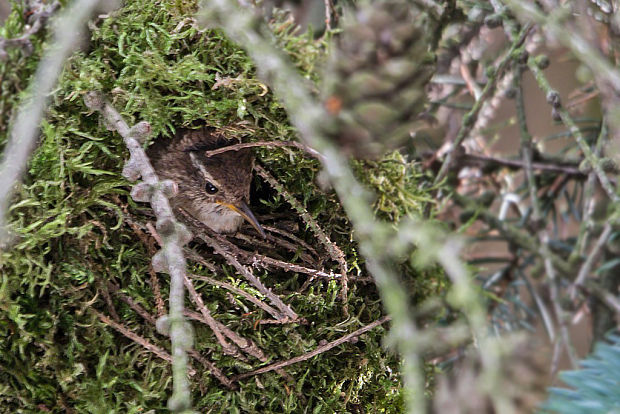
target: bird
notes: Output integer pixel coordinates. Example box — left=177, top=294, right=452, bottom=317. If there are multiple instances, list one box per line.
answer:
left=147, top=126, right=265, bottom=237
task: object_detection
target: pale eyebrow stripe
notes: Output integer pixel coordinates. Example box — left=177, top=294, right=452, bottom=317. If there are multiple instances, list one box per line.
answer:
left=189, top=152, right=218, bottom=185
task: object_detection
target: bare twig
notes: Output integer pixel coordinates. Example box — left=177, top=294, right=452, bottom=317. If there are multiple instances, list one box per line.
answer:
left=528, top=58, right=619, bottom=203
left=83, top=91, right=192, bottom=411
left=187, top=350, right=236, bottom=390
left=249, top=251, right=361, bottom=281
left=505, top=0, right=620, bottom=92
left=231, top=232, right=316, bottom=266
left=433, top=24, right=533, bottom=184
left=581, top=282, right=620, bottom=314
left=188, top=273, right=282, bottom=320
left=92, top=310, right=196, bottom=377
left=460, top=154, right=585, bottom=177
left=261, top=224, right=320, bottom=259
left=542, top=236, right=579, bottom=370
left=179, top=209, right=298, bottom=320
left=322, top=0, right=335, bottom=31
left=184, top=309, right=295, bottom=383
left=204, top=140, right=323, bottom=160
left=184, top=275, right=241, bottom=357
left=571, top=223, right=613, bottom=297
left=98, top=281, right=120, bottom=322
left=232, top=315, right=391, bottom=381
left=101, top=289, right=235, bottom=389
left=108, top=282, right=157, bottom=325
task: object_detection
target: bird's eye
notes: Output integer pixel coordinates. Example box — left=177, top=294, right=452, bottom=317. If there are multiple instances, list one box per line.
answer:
left=205, top=181, right=219, bottom=194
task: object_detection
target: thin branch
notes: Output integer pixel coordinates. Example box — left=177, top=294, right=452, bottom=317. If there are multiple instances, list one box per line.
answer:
left=184, top=275, right=241, bottom=357
left=188, top=273, right=282, bottom=320
left=103, top=288, right=236, bottom=389
left=92, top=310, right=196, bottom=377
left=323, top=0, right=333, bottom=31
left=187, top=350, right=236, bottom=390
left=98, top=281, right=120, bottom=322
left=108, top=282, right=157, bottom=325
left=203, top=140, right=323, bottom=160
left=83, top=92, right=192, bottom=411
left=180, top=209, right=298, bottom=320
left=460, top=154, right=585, bottom=177
left=261, top=224, right=320, bottom=259
left=184, top=309, right=295, bottom=383
left=453, top=193, right=573, bottom=275
left=581, top=281, right=620, bottom=314
left=505, top=0, right=620, bottom=92
left=571, top=123, right=606, bottom=262
left=433, top=24, right=533, bottom=184
left=528, top=58, right=619, bottom=202
left=571, top=223, right=613, bottom=297
left=232, top=315, right=391, bottom=381
left=249, top=251, right=357, bottom=282
left=231, top=231, right=316, bottom=266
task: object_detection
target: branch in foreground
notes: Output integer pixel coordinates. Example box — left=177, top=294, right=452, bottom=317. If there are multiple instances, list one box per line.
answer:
left=0, top=0, right=107, bottom=248
left=232, top=315, right=391, bottom=381
left=83, top=91, right=192, bottom=412
left=199, top=3, right=426, bottom=411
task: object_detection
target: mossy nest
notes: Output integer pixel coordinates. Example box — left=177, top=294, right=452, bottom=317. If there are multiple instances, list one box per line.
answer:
left=0, top=1, right=443, bottom=412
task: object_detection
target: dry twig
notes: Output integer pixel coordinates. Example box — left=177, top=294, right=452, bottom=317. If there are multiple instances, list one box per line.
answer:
left=92, top=310, right=196, bottom=376
left=232, top=315, right=391, bottom=381
left=179, top=209, right=298, bottom=321
left=188, top=273, right=282, bottom=320
left=203, top=140, right=323, bottom=160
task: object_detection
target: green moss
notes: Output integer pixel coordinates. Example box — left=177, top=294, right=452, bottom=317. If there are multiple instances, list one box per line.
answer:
left=0, top=1, right=443, bottom=412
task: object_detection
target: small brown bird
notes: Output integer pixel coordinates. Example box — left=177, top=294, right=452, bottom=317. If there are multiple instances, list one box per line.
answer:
left=147, top=126, right=265, bottom=237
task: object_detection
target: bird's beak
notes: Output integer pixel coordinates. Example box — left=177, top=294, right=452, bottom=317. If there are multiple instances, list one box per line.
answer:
left=217, top=200, right=266, bottom=238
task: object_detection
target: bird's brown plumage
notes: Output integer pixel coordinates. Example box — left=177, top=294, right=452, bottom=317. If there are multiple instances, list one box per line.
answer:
left=147, top=127, right=258, bottom=234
